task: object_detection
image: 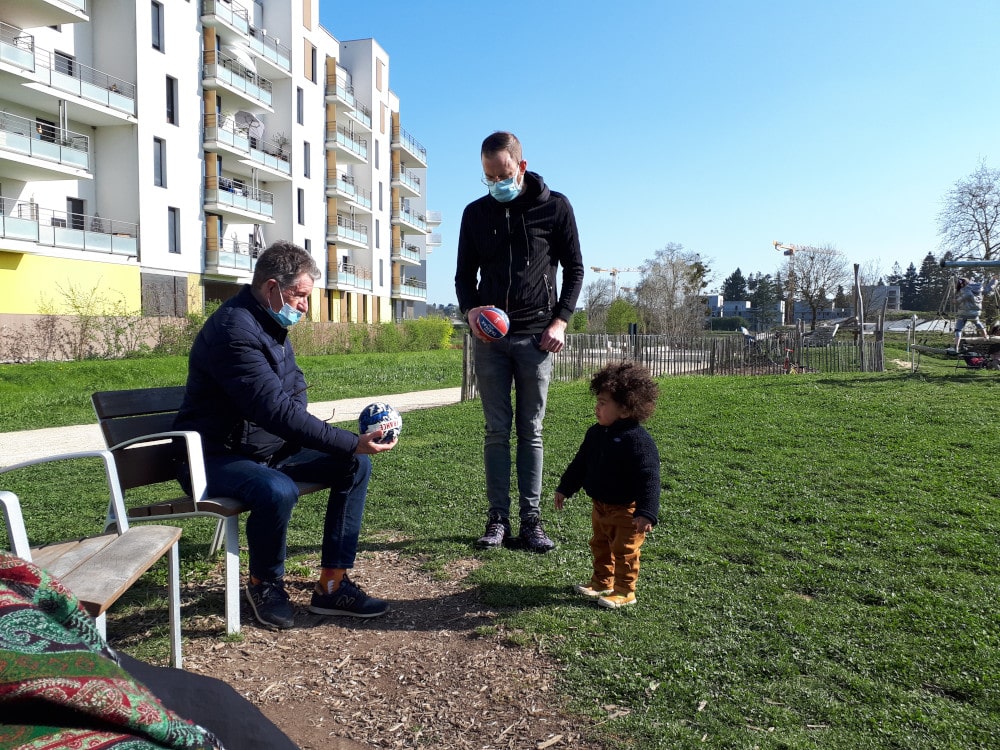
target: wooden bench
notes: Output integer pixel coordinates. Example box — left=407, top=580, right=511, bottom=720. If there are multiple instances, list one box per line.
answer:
left=0, top=450, right=182, bottom=667
left=92, top=386, right=327, bottom=634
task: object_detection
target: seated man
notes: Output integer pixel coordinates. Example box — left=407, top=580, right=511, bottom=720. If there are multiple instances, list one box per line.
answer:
left=174, top=241, right=396, bottom=630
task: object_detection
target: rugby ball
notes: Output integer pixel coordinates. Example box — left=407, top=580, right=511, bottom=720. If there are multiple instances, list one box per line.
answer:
left=477, top=306, right=510, bottom=340
left=358, top=402, right=402, bottom=444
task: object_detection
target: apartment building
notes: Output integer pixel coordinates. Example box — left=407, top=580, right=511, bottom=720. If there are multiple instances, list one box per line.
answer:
left=0, top=0, right=438, bottom=341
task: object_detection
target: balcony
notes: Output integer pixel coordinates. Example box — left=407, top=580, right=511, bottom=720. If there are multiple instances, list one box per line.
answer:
left=203, top=48, right=273, bottom=111
left=426, top=210, right=442, bottom=227
left=0, top=197, right=137, bottom=258
left=391, top=205, right=427, bottom=235
left=204, top=176, right=274, bottom=221
left=205, top=234, right=261, bottom=277
left=325, top=72, right=355, bottom=108
left=201, top=0, right=291, bottom=77
left=3, top=0, right=87, bottom=29
left=203, top=114, right=290, bottom=179
left=391, top=166, right=421, bottom=198
left=326, top=124, right=367, bottom=164
left=326, top=172, right=372, bottom=212
left=0, top=111, right=90, bottom=179
left=328, top=261, right=373, bottom=292
left=349, top=101, right=372, bottom=131
left=393, top=277, right=427, bottom=301
left=328, top=214, right=368, bottom=249
left=391, top=124, right=427, bottom=167
left=391, top=242, right=421, bottom=266
left=426, top=232, right=442, bottom=248
left=0, top=28, right=137, bottom=123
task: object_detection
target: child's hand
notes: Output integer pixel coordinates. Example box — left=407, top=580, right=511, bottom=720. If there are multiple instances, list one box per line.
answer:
left=554, top=491, right=566, bottom=511
left=632, top=516, right=653, bottom=534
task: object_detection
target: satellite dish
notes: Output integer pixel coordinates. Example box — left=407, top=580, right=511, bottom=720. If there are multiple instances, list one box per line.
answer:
left=222, top=43, right=256, bottom=73
left=234, top=110, right=265, bottom=141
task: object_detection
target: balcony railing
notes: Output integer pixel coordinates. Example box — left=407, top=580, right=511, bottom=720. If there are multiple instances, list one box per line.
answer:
left=393, top=277, right=427, bottom=298
left=333, top=214, right=368, bottom=245
left=203, top=48, right=273, bottom=107
left=205, top=234, right=262, bottom=272
left=392, top=243, right=421, bottom=263
left=203, top=0, right=251, bottom=36
left=351, top=101, right=372, bottom=129
left=392, top=206, right=427, bottom=232
left=0, top=197, right=137, bottom=257
left=247, top=26, right=291, bottom=72
left=0, top=111, right=90, bottom=170
left=206, top=176, right=274, bottom=217
left=331, top=173, right=371, bottom=209
left=394, top=166, right=421, bottom=193
left=392, top=124, right=427, bottom=164
left=204, top=114, right=290, bottom=175
left=333, top=262, right=373, bottom=291
left=328, top=125, right=368, bottom=160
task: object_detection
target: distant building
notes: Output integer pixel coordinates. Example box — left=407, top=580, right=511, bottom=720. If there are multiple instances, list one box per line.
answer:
left=0, top=0, right=440, bottom=335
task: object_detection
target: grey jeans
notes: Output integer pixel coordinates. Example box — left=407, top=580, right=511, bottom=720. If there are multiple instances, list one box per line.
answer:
left=473, top=334, right=553, bottom=523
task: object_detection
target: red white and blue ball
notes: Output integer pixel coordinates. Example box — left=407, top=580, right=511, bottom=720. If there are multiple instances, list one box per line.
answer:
left=477, top=306, right=510, bottom=340
left=358, top=402, right=402, bottom=444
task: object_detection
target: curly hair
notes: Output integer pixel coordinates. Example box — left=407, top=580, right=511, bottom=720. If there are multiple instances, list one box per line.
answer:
left=589, top=361, right=659, bottom=423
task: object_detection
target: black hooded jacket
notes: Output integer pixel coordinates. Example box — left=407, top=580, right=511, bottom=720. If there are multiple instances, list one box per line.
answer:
left=455, top=171, right=584, bottom=335
left=174, top=285, right=358, bottom=462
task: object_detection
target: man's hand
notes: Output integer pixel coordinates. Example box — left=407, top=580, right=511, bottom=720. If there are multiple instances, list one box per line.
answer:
left=467, top=306, right=494, bottom=343
left=539, top=318, right=567, bottom=353
left=355, top=429, right=397, bottom=454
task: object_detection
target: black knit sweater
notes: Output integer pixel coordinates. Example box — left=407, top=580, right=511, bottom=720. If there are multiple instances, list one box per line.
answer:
left=556, top=419, right=661, bottom=525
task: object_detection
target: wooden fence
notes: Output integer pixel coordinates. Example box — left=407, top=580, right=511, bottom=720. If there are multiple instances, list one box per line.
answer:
left=461, top=332, right=884, bottom=400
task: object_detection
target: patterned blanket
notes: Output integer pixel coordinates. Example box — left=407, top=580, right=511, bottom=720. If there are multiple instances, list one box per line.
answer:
left=0, top=553, right=223, bottom=749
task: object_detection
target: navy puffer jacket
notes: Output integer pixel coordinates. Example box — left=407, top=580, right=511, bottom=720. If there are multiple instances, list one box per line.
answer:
left=174, top=285, right=357, bottom=461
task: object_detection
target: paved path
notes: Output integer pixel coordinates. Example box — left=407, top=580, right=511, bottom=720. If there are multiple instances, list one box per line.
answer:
left=0, top=387, right=462, bottom=468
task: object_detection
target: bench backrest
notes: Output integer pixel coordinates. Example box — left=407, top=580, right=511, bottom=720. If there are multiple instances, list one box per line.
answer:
left=92, top=386, right=187, bottom=491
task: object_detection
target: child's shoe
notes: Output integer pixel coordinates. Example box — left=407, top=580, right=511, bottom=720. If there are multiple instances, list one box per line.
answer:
left=574, top=583, right=613, bottom=598
left=598, top=591, right=637, bottom=609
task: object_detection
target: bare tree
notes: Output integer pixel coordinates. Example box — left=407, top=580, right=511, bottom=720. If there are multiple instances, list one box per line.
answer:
left=786, top=244, right=851, bottom=329
left=938, top=160, right=1000, bottom=261
left=634, top=243, right=708, bottom=336
left=582, top=278, right=613, bottom=332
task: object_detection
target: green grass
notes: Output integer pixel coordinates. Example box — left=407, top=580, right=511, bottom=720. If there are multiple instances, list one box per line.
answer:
left=0, top=349, right=463, bottom=431
left=3, top=353, right=1000, bottom=748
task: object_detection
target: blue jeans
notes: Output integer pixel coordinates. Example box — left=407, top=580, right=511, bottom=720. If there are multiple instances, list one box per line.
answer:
left=473, top=334, right=553, bottom=523
left=192, top=449, right=371, bottom=581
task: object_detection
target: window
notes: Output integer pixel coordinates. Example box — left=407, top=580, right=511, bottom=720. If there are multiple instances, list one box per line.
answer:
left=54, top=51, right=74, bottom=77
left=165, top=75, right=177, bottom=124
left=374, top=139, right=379, bottom=169
left=378, top=182, right=383, bottom=211
left=304, top=238, right=311, bottom=254
left=296, top=87, right=304, bottom=124
left=375, top=219, right=380, bottom=249
left=67, top=198, right=84, bottom=230
left=303, top=142, right=310, bottom=178
left=167, top=207, right=180, bottom=253
left=376, top=59, right=384, bottom=92
left=303, top=41, right=315, bottom=82
left=151, top=2, right=164, bottom=51
left=379, top=259, right=384, bottom=287
left=153, top=137, right=166, bottom=187
left=297, top=188, right=305, bottom=225
left=35, top=117, right=56, bottom=143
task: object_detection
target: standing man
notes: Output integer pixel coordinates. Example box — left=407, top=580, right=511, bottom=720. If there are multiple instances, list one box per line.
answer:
left=175, top=241, right=395, bottom=630
left=455, top=131, right=585, bottom=553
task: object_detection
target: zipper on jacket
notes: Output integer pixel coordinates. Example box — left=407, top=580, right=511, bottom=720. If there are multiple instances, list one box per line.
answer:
left=505, top=208, right=513, bottom=312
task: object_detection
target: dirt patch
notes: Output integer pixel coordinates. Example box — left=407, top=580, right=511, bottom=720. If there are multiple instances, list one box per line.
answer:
left=179, top=548, right=606, bottom=750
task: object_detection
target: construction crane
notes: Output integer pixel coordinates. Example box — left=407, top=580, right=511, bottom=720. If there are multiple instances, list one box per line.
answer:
left=773, top=240, right=826, bottom=256
left=590, top=266, right=639, bottom=299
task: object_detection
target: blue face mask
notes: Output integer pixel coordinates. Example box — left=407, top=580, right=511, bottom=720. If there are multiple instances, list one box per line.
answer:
left=488, top=172, right=522, bottom=203
left=267, top=287, right=304, bottom=327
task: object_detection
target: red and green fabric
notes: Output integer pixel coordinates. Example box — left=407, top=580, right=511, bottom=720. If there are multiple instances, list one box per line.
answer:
left=0, top=553, right=223, bottom=750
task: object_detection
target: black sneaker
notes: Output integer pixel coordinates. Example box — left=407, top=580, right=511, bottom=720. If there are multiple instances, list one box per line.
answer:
left=475, top=514, right=511, bottom=549
left=308, top=575, right=389, bottom=618
left=245, top=579, right=295, bottom=630
left=518, top=517, right=556, bottom=553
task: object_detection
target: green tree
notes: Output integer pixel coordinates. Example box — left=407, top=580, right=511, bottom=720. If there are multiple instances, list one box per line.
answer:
left=721, top=268, right=749, bottom=301
left=606, top=298, right=639, bottom=334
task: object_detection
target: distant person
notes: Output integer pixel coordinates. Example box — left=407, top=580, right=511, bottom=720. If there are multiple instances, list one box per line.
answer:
left=739, top=325, right=756, bottom=344
left=174, top=241, right=396, bottom=630
left=952, top=275, right=997, bottom=352
left=455, top=131, right=585, bottom=553
left=554, top=362, right=661, bottom=609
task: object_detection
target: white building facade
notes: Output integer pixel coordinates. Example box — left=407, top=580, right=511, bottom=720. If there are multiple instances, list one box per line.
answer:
left=0, top=0, right=436, bottom=334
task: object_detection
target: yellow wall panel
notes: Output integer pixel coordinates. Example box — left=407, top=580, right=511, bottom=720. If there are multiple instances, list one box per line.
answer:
left=0, top=252, right=141, bottom=315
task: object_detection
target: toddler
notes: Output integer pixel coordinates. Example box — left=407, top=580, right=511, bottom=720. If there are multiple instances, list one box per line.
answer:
left=554, top=361, right=660, bottom=609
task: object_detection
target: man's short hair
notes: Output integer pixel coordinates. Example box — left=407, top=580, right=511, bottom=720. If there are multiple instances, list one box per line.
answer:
left=481, top=131, right=522, bottom=163
left=252, top=240, right=320, bottom=289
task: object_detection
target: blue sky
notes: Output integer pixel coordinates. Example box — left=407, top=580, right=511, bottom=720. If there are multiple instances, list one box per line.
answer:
left=320, top=0, right=1000, bottom=306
